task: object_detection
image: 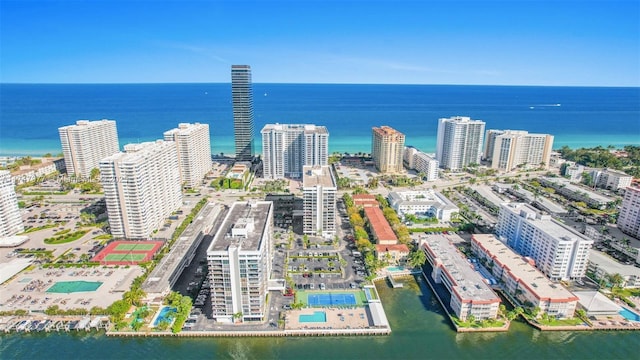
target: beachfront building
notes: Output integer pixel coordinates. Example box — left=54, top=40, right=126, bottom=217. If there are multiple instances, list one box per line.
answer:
left=471, top=234, right=578, bottom=319
left=387, top=190, right=458, bottom=222
left=375, top=244, right=410, bottom=266
left=403, top=146, right=439, bottom=181
left=587, top=250, right=640, bottom=288
left=364, top=206, right=398, bottom=245
left=435, top=116, right=485, bottom=171
left=483, top=130, right=554, bottom=171
left=617, top=186, right=640, bottom=239
left=422, top=234, right=501, bottom=321
left=58, top=119, right=120, bottom=178
left=206, top=201, right=273, bottom=323
left=261, top=124, right=329, bottom=179
left=371, top=126, right=405, bottom=174
left=232, top=65, right=255, bottom=162
left=99, top=140, right=182, bottom=239
left=302, top=165, right=336, bottom=237
left=590, top=168, right=633, bottom=191
left=0, top=170, right=24, bottom=237
left=495, top=203, right=594, bottom=281
left=163, top=123, right=212, bottom=188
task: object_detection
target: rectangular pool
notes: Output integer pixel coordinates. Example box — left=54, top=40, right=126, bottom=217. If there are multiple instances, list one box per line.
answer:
left=619, top=308, right=640, bottom=322
left=299, top=311, right=327, bottom=323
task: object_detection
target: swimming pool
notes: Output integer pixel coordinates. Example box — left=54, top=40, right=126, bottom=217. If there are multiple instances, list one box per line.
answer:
left=387, top=266, right=406, bottom=272
left=153, top=306, right=177, bottom=327
left=619, top=308, right=640, bottom=322
left=299, top=311, right=327, bottom=323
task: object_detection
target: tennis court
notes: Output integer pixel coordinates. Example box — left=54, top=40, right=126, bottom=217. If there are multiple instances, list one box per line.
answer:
left=308, top=293, right=357, bottom=306
left=104, top=253, right=147, bottom=262
left=92, top=240, right=164, bottom=265
left=114, top=243, right=157, bottom=251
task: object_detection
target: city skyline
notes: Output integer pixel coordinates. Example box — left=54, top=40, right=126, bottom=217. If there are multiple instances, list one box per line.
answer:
left=1, top=1, right=639, bottom=87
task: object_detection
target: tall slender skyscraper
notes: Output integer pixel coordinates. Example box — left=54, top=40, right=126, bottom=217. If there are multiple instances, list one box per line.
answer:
left=232, top=65, right=254, bottom=161
left=435, top=116, right=485, bottom=171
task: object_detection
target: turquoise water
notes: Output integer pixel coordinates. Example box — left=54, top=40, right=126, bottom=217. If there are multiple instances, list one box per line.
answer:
left=1, top=84, right=639, bottom=157
left=299, top=311, right=327, bottom=323
left=619, top=308, right=640, bottom=322
left=153, top=307, right=176, bottom=327
left=387, top=266, right=406, bottom=272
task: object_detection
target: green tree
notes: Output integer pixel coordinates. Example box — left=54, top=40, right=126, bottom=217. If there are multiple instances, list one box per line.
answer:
left=407, top=249, right=426, bottom=268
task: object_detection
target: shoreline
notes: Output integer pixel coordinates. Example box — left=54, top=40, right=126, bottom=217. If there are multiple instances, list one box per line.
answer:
left=2, top=138, right=639, bottom=159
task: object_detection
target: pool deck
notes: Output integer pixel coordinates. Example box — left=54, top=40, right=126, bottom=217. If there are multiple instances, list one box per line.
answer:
left=285, top=308, right=371, bottom=330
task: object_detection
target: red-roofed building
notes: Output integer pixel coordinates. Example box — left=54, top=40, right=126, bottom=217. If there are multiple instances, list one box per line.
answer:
left=352, top=194, right=379, bottom=208
left=364, top=206, right=398, bottom=245
left=375, top=244, right=410, bottom=266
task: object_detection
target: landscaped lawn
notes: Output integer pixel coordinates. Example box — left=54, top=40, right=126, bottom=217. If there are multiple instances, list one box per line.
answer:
left=44, top=230, right=89, bottom=244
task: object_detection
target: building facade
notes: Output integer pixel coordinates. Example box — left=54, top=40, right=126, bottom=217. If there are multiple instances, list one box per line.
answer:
left=387, top=190, right=459, bottom=222
left=472, top=234, right=578, bottom=319
left=617, top=186, right=640, bottom=239
left=363, top=206, right=398, bottom=245
left=372, top=126, right=405, bottom=174
left=232, top=65, right=255, bottom=161
left=163, top=123, right=211, bottom=188
left=58, top=120, right=120, bottom=178
left=261, top=124, right=329, bottom=179
left=0, top=170, right=24, bottom=237
left=375, top=244, right=410, bottom=266
left=435, top=116, right=485, bottom=171
left=422, top=234, right=501, bottom=321
left=590, top=169, right=633, bottom=191
left=100, top=140, right=182, bottom=239
left=403, top=146, right=439, bottom=181
left=484, top=130, right=554, bottom=171
left=206, top=201, right=273, bottom=323
left=495, top=203, right=593, bottom=280
left=302, top=166, right=336, bottom=237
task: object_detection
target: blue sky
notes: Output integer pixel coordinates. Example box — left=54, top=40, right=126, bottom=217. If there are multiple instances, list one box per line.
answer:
left=1, top=0, right=638, bottom=86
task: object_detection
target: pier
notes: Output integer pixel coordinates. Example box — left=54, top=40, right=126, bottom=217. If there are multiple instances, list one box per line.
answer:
left=387, top=275, right=403, bottom=288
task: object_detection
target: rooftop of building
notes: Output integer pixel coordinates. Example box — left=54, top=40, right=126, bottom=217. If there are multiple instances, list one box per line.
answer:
left=472, top=234, right=578, bottom=302
left=261, top=123, right=328, bottom=134
left=588, top=250, right=640, bottom=277
left=102, top=140, right=173, bottom=164
left=375, top=243, right=410, bottom=253
left=352, top=194, right=379, bottom=207
left=58, top=119, right=115, bottom=130
left=372, top=126, right=404, bottom=137
left=500, top=203, right=593, bottom=243
left=302, top=165, right=336, bottom=188
left=11, top=157, right=63, bottom=176
left=423, top=234, right=500, bottom=303
left=440, top=116, right=485, bottom=123
left=163, top=122, right=208, bottom=135
left=363, top=207, right=398, bottom=243
left=539, top=177, right=614, bottom=204
left=388, top=190, right=458, bottom=210
left=208, top=201, right=272, bottom=252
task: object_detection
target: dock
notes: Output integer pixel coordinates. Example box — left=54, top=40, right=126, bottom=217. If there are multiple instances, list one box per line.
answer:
left=387, top=275, right=403, bottom=288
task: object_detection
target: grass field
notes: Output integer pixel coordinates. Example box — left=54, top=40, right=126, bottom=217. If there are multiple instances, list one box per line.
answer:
left=104, top=253, right=147, bottom=262
left=114, top=243, right=157, bottom=251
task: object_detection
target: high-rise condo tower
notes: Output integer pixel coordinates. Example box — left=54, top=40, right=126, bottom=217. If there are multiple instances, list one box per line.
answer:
left=232, top=65, right=254, bottom=162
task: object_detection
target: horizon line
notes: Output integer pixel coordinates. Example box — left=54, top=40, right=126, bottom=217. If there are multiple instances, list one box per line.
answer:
left=1, top=81, right=638, bottom=89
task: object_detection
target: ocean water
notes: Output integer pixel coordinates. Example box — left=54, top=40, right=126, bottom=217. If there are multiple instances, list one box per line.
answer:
left=1, top=83, right=639, bottom=157
left=1, top=276, right=637, bottom=360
